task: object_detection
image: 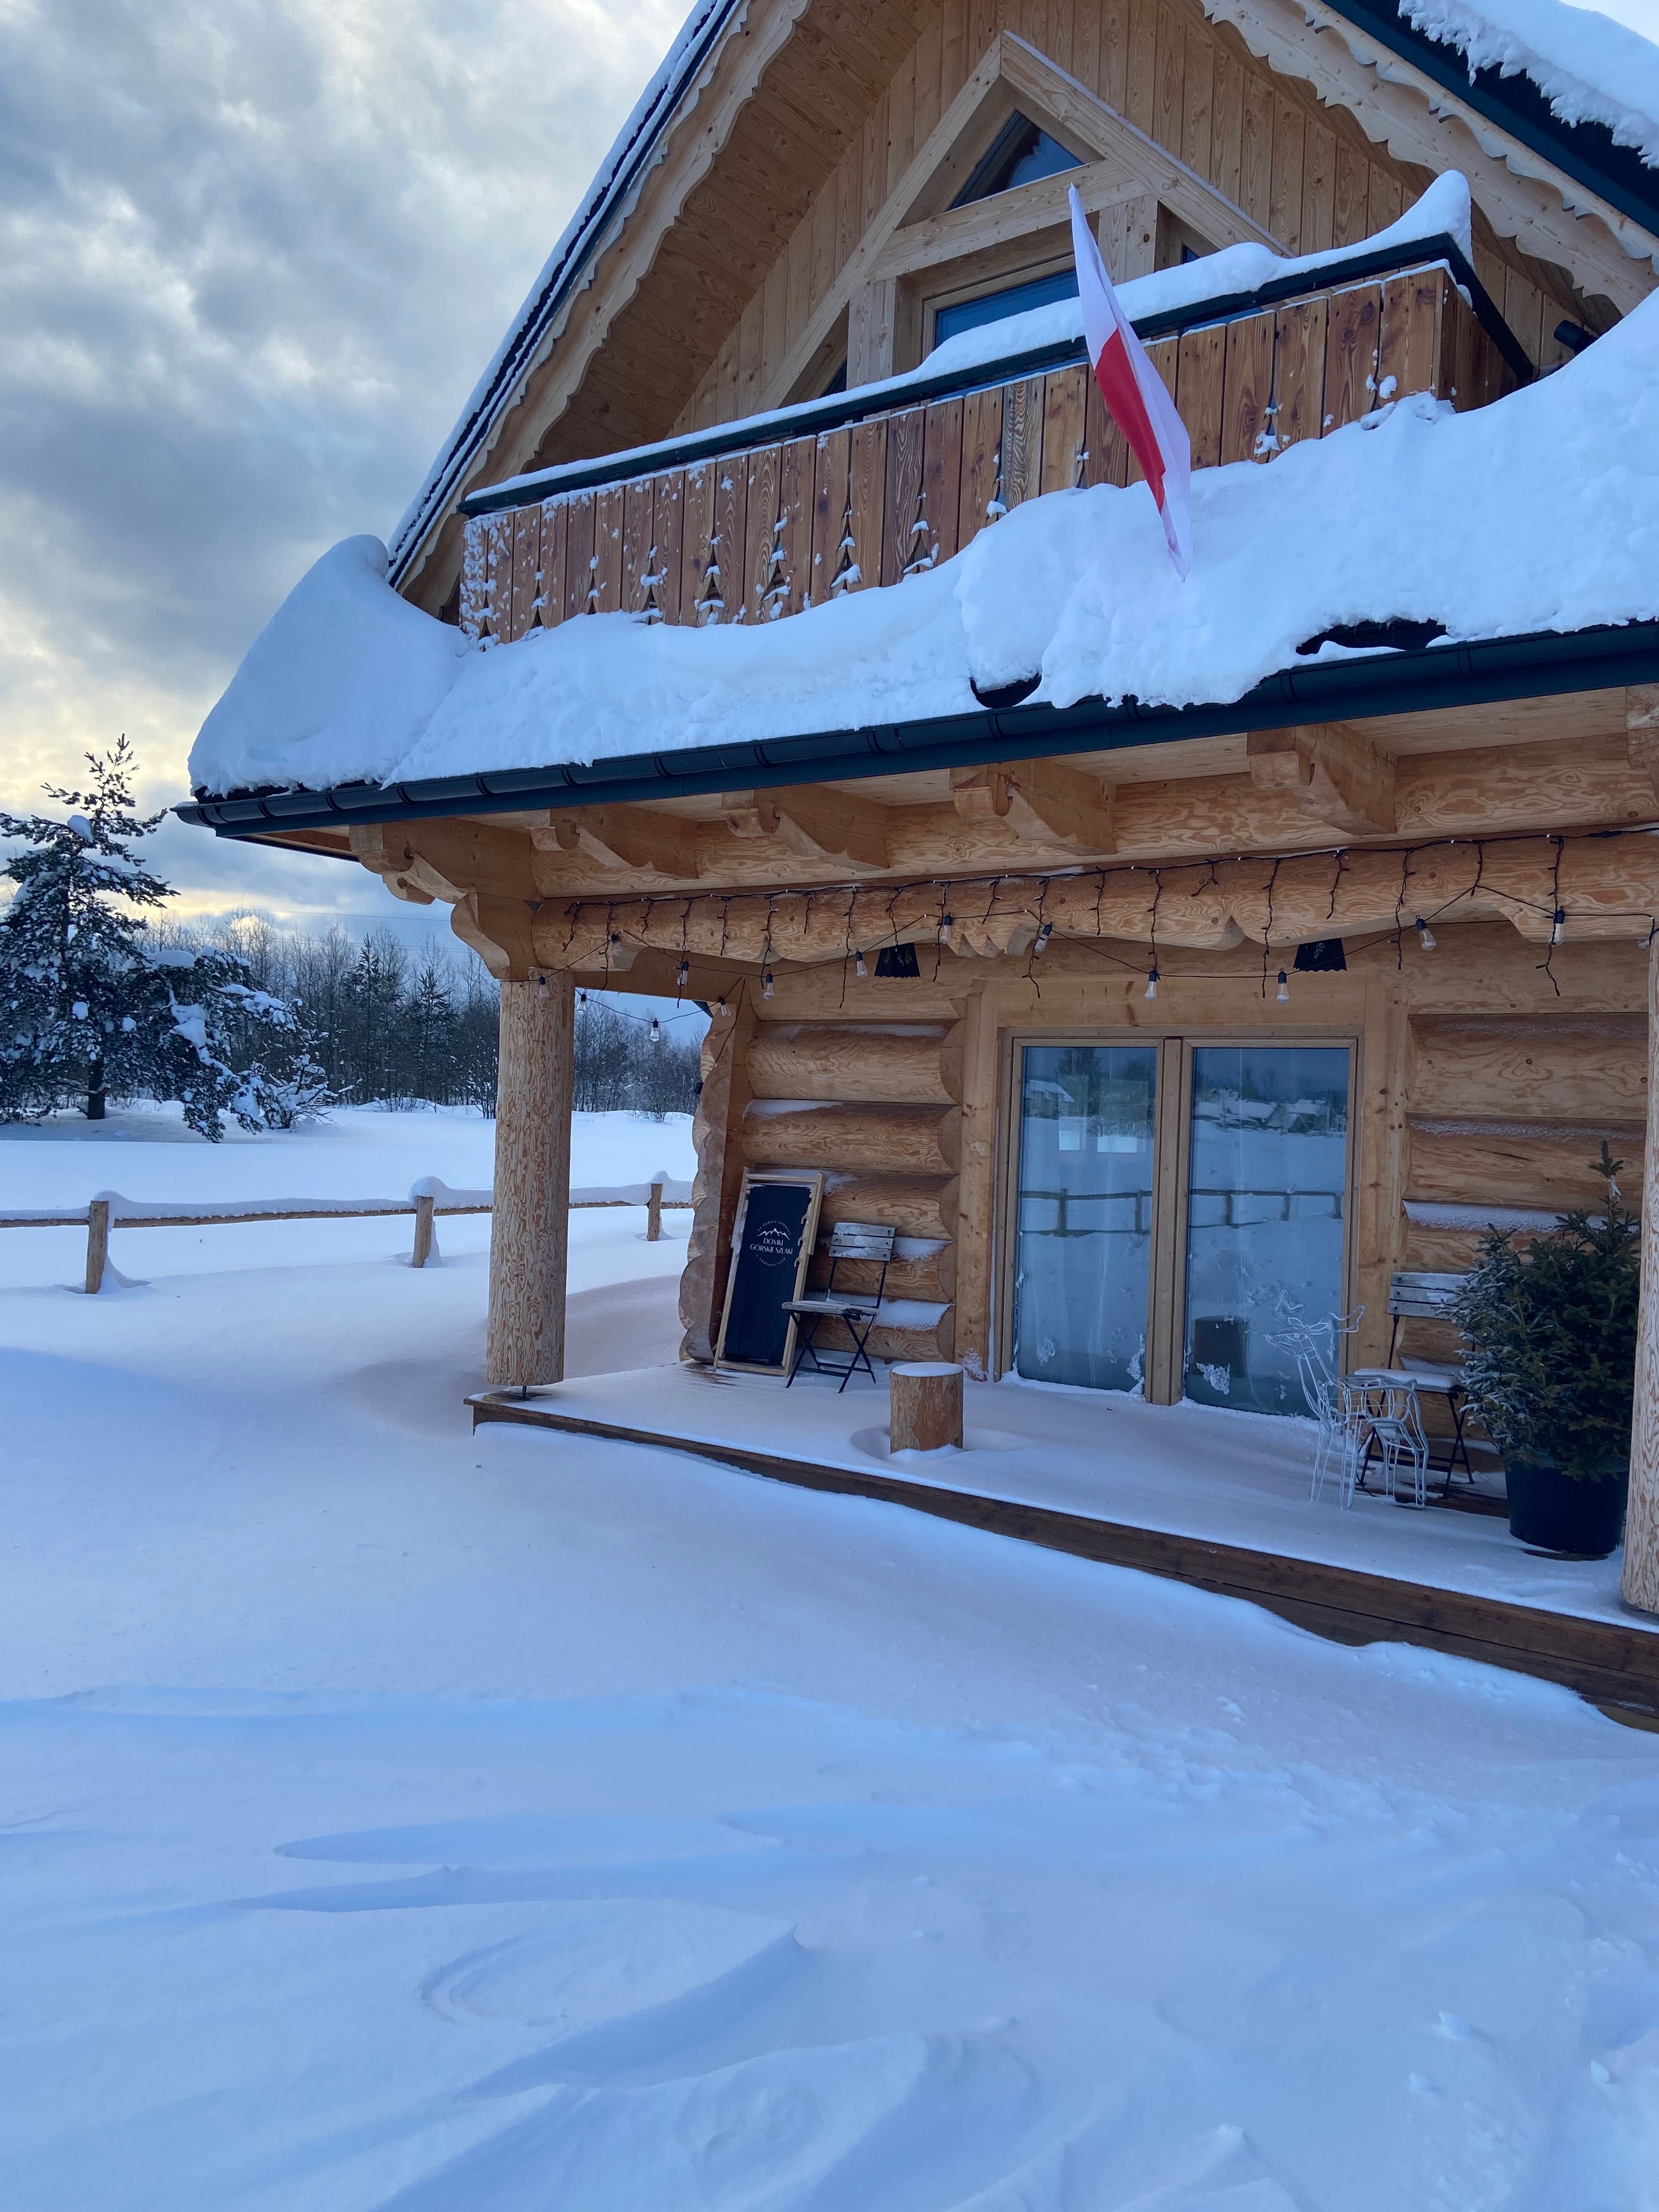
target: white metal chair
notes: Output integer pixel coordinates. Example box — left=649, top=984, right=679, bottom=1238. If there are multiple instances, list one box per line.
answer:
left=1272, top=1306, right=1364, bottom=1506
left=1341, top=1378, right=1430, bottom=1508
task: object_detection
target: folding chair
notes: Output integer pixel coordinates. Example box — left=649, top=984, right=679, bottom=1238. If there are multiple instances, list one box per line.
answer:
left=1350, top=1271, right=1474, bottom=1492
left=784, top=1221, right=895, bottom=1391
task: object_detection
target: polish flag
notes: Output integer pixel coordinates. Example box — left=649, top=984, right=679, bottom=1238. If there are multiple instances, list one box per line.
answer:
left=1068, top=185, right=1192, bottom=578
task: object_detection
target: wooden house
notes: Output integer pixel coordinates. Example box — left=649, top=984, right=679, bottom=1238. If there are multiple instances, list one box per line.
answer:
left=183, top=0, right=1659, bottom=1632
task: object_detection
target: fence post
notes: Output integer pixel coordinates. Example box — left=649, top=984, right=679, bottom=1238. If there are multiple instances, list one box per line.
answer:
left=84, top=1199, right=110, bottom=1295
left=411, top=1193, right=437, bottom=1269
left=647, top=1181, right=663, bottom=1243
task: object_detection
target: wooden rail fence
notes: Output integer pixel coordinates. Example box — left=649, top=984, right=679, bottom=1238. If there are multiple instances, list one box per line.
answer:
left=0, top=1177, right=691, bottom=1293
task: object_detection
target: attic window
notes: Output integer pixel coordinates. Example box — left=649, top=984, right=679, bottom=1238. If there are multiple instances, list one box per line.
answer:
left=951, top=112, right=1081, bottom=208
left=933, top=267, right=1078, bottom=348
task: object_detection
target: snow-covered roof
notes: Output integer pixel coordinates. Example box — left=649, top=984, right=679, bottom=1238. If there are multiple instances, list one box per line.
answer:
left=189, top=254, right=1659, bottom=807
left=385, top=0, right=742, bottom=585
left=384, top=0, right=1659, bottom=592
left=1396, top=0, right=1659, bottom=170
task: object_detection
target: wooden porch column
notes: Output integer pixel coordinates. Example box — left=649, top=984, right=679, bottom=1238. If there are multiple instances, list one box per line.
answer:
left=1624, top=932, right=1659, bottom=1615
left=487, top=973, right=575, bottom=1389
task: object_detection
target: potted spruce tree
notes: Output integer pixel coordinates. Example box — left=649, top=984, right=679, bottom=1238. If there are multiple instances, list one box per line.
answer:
left=1453, top=1144, right=1638, bottom=1556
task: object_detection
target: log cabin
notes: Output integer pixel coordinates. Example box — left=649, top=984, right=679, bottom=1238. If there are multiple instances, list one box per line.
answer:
left=182, top=0, right=1659, bottom=1626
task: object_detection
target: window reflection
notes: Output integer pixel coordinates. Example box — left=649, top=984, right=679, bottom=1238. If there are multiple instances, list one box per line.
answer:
left=1013, top=1045, right=1158, bottom=1392
left=1182, top=1046, right=1350, bottom=1416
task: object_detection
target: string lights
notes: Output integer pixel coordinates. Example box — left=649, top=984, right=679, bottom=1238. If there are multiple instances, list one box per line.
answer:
left=545, top=826, right=1659, bottom=998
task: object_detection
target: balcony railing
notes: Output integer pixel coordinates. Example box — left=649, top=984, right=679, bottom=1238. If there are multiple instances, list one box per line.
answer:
left=460, top=242, right=1524, bottom=650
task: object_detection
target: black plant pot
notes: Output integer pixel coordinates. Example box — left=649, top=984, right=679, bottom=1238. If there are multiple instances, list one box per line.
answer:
left=1505, top=1457, right=1629, bottom=1556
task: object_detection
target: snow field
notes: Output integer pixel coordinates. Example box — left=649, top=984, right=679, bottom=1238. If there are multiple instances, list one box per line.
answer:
left=0, top=1104, right=696, bottom=1289
left=0, top=1107, right=1657, bottom=2207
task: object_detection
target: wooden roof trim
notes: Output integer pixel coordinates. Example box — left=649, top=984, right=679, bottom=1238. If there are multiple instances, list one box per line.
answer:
left=1205, top=0, right=1659, bottom=309
left=759, top=30, right=1280, bottom=414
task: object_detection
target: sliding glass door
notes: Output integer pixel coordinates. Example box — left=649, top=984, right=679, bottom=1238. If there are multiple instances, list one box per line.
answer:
left=1180, top=1045, right=1351, bottom=1414
left=1011, top=1045, right=1158, bottom=1392
left=1006, top=1035, right=1353, bottom=1413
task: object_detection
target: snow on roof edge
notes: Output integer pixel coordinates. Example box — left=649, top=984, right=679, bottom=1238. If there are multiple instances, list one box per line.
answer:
left=385, top=0, right=743, bottom=585
left=1396, top=0, right=1659, bottom=171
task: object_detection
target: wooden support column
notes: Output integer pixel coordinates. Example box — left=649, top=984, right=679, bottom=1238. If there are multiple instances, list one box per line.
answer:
left=486, top=973, right=575, bottom=1389
left=1623, top=931, right=1659, bottom=1616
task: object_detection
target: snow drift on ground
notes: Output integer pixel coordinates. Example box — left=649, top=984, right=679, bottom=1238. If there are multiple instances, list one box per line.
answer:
left=2, top=1109, right=1658, bottom=2208
left=189, top=179, right=1659, bottom=801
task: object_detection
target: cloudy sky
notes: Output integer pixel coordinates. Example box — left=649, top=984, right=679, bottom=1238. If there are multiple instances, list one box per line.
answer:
left=0, top=0, right=685, bottom=936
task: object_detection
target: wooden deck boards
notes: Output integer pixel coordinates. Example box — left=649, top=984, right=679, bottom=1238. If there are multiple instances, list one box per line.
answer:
left=469, top=1390, right=1659, bottom=1720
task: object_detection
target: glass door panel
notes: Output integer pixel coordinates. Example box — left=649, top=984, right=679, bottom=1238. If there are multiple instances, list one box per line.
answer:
left=1012, top=1045, right=1158, bottom=1392
left=1182, top=1045, right=1350, bottom=1415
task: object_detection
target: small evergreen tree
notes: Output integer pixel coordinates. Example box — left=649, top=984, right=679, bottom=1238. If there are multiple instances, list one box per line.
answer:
left=0, top=740, right=325, bottom=1139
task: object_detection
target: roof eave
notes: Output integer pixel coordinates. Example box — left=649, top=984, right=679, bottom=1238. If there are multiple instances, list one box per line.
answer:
left=177, top=617, right=1659, bottom=839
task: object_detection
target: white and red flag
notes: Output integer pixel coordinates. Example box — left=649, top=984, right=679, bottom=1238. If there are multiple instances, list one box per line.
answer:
left=1068, top=185, right=1192, bottom=578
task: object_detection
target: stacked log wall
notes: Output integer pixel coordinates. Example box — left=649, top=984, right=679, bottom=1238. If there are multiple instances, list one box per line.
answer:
left=676, top=923, right=1649, bottom=1397
left=683, top=1014, right=966, bottom=1365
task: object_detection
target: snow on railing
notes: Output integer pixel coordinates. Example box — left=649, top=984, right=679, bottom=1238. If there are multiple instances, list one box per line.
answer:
left=0, top=1172, right=693, bottom=1293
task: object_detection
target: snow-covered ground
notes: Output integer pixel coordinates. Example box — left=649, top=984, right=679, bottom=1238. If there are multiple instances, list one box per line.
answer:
left=2, top=1108, right=1658, bottom=2208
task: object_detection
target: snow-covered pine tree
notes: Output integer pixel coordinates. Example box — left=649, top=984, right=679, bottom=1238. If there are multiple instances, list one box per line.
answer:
left=0, top=738, right=325, bottom=1139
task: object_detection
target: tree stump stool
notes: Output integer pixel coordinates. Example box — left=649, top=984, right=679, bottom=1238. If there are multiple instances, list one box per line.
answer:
left=890, top=1362, right=964, bottom=1453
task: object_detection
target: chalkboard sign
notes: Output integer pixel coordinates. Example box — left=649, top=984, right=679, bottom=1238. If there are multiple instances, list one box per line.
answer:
left=715, top=1171, right=824, bottom=1375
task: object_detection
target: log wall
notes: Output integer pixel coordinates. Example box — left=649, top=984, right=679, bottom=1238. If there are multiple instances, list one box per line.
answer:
left=682, top=1015, right=965, bottom=1365
left=467, top=266, right=1500, bottom=643
left=677, top=921, right=1649, bottom=1393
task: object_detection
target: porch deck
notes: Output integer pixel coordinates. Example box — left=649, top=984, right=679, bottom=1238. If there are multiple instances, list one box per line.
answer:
left=471, top=1365, right=1659, bottom=1719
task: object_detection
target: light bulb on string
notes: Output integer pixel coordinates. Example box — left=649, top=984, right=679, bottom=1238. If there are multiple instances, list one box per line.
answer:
left=715, top=995, right=727, bottom=1017
left=1414, top=916, right=1436, bottom=951
left=648, top=1017, right=662, bottom=1044
left=1276, top=969, right=1290, bottom=1005
left=675, top=955, right=690, bottom=1000
left=854, top=949, right=868, bottom=979
left=1551, top=907, right=1566, bottom=945
left=1032, top=919, right=1053, bottom=955
left=1144, top=967, right=1159, bottom=1002
left=762, top=968, right=775, bottom=1000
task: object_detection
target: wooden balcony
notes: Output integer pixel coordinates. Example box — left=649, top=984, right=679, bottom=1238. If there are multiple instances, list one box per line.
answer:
left=461, top=250, right=1525, bottom=648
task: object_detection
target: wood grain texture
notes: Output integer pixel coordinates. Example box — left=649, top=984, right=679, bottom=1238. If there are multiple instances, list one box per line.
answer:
left=1627, top=930, right=1659, bottom=1614
left=847, top=415, right=888, bottom=591
left=651, top=469, right=685, bottom=624
left=510, top=503, right=541, bottom=641
left=1176, top=321, right=1227, bottom=471
left=1271, top=295, right=1326, bottom=450
left=890, top=1362, right=963, bottom=1451
left=882, top=401, right=927, bottom=585
left=809, top=424, right=851, bottom=603
left=921, top=397, right=964, bottom=566
left=747, top=1020, right=957, bottom=1101
left=538, top=497, right=568, bottom=631
left=676, top=462, right=710, bottom=621
left=958, top=384, right=1004, bottom=543
left=1221, top=307, right=1274, bottom=464
left=486, top=973, right=575, bottom=1388
left=563, top=491, right=596, bottom=621
left=592, top=483, right=626, bottom=614
left=1324, top=281, right=1382, bottom=428
left=744, top=442, right=784, bottom=622
left=743, top=1099, right=959, bottom=1175
left=622, top=476, right=655, bottom=616
left=1040, top=365, right=1090, bottom=496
